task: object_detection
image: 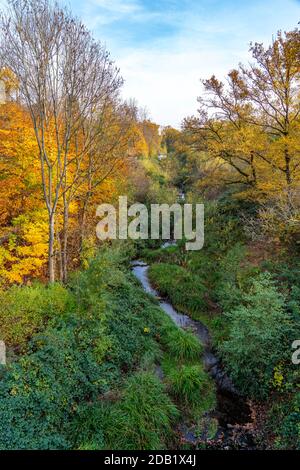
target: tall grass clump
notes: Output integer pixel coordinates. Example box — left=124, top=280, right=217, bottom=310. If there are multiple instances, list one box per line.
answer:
left=161, top=327, right=203, bottom=361
left=168, top=365, right=207, bottom=404
left=104, top=372, right=179, bottom=450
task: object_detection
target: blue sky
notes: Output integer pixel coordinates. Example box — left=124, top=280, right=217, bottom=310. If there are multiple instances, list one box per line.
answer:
left=15, top=1, right=300, bottom=126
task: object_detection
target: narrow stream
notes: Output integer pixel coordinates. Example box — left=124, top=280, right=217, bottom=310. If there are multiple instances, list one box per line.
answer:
left=131, top=260, right=255, bottom=449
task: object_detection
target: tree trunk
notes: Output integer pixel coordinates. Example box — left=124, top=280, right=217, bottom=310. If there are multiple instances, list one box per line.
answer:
left=284, top=145, right=293, bottom=211
left=285, top=146, right=292, bottom=187
left=250, top=151, right=257, bottom=185
left=49, top=212, right=55, bottom=283
left=62, top=194, right=69, bottom=283
left=57, top=232, right=64, bottom=282
left=79, top=191, right=91, bottom=252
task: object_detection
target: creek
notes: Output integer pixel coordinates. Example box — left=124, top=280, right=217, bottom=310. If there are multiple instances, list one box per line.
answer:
left=131, top=259, right=255, bottom=449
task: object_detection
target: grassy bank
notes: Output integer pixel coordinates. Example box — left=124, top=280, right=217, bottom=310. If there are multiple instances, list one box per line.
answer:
left=0, top=243, right=216, bottom=450
left=141, top=197, right=300, bottom=449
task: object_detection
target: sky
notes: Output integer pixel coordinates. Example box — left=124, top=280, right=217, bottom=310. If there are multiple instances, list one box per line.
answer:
left=14, top=0, right=300, bottom=126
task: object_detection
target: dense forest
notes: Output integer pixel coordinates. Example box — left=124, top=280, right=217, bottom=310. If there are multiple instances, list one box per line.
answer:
left=0, top=0, right=300, bottom=451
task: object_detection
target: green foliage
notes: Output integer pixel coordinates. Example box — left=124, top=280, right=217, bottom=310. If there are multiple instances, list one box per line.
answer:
left=201, top=197, right=247, bottom=255
left=186, top=250, right=218, bottom=289
left=104, top=372, right=179, bottom=450
left=266, top=392, right=300, bottom=450
left=104, top=277, right=164, bottom=372
left=148, top=263, right=207, bottom=317
left=161, top=327, right=203, bottom=362
left=0, top=246, right=176, bottom=450
left=0, top=323, right=109, bottom=449
left=220, top=274, right=294, bottom=398
left=141, top=245, right=183, bottom=264
left=210, top=243, right=260, bottom=313
left=277, top=393, right=300, bottom=449
left=262, top=259, right=300, bottom=318
left=213, top=244, right=248, bottom=310
left=72, top=401, right=109, bottom=450
left=165, top=361, right=215, bottom=413
left=0, top=282, right=73, bottom=352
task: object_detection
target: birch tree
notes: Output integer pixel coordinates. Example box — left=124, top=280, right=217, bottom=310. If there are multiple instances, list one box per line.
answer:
left=0, top=0, right=122, bottom=281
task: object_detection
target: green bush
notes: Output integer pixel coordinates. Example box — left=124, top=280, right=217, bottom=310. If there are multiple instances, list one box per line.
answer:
left=213, top=244, right=254, bottom=311
left=278, top=392, right=300, bottom=449
left=0, top=324, right=109, bottom=449
left=186, top=251, right=218, bottom=289
left=220, top=273, right=294, bottom=399
left=266, top=392, right=300, bottom=450
left=198, top=197, right=247, bottom=256
left=141, top=245, right=183, bottom=264
left=0, top=282, right=72, bottom=351
left=72, top=401, right=109, bottom=450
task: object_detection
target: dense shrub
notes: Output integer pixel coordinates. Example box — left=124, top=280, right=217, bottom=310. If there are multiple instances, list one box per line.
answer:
left=186, top=250, right=219, bottom=289
left=0, top=282, right=72, bottom=351
left=265, top=392, right=300, bottom=450
left=0, top=324, right=109, bottom=449
left=213, top=244, right=261, bottom=311
left=277, top=393, right=300, bottom=449
left=141, top=245, right=183, bottom=265
left=200, top=197, right=247, bottom=255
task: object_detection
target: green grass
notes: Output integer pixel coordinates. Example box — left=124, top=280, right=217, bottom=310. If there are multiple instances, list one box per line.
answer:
left=148, top=263, right=208, bottom=320
left=76, top=371, right=179, bottom=450
left=105, top=371, right=179, bottom=450
left=161, top=327, right=203, bottom=362
left=141, top=245, right=183, bottom=264
left=162, top=355, right=216, bottom=418
left=169, top=364, right=207, bottom=403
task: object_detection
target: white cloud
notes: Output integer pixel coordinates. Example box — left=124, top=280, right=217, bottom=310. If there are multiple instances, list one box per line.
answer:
left=115, top=0, right=300, bottom=127
left=90, top=0, right=141, bottom=14
left=118, top=45, right=246, bottom=128
left=5, top=0, right=300, bottom=127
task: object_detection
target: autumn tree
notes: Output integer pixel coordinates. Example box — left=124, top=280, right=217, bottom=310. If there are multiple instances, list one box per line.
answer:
left=183, top=71, right=266, bottom=190
left=74, top=102, right=141, bottom=249
left=139, top=120, right=161, bottom=158
left=0, top=0, right=122, bottom=282
left=0, top=102, right=48, bottom=284
left=185, top=29, right=300, bottom=201
left=239, top=30, right=300, bottom=194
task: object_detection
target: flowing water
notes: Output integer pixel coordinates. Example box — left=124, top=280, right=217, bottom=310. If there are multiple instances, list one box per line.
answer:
left=131, top=260, right=255, bottom=448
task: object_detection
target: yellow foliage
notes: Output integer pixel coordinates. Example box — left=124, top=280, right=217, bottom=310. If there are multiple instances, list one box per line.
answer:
left=272, top=364, right=285, bottom=390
